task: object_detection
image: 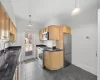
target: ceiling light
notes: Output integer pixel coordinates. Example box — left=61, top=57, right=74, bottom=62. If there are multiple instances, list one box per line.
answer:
left=72, top=8, right=80, bottom=15
left=28, top=24, right=32, bottom=27
left=72, top=0, right=80, bottom=15
left=27, top=15, right=33, bottom=27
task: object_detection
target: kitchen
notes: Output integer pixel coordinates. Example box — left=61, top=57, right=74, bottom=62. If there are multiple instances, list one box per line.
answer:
left=36, top=25, right=71, bottom=70
left=0, top=0, right=99, bottom=80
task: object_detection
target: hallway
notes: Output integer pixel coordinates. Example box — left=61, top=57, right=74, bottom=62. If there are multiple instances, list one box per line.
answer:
left=19, top=60, right=97, bottom=80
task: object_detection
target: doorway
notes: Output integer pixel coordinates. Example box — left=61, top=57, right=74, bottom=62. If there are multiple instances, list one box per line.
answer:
left=24, top=32, right=34, bottom=60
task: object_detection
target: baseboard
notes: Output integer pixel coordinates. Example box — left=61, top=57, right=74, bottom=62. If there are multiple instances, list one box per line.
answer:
left=73, top=63, right=97, bottom=75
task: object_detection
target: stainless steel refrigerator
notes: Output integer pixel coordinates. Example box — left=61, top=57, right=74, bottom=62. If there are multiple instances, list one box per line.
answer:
left=63, top=34, right=72, bottom=67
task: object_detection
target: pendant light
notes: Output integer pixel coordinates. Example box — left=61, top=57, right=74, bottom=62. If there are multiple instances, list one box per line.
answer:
left=27, top=0, right=33, bottom=28
left=28, top=15, right=32, bottom=27
left=72, top=0, right=80, bottom=15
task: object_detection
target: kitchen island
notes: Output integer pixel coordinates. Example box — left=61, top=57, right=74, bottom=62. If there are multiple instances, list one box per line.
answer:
left=43, top=48, right=64, bottom=70
left=0, top=46, right=21, bottom=80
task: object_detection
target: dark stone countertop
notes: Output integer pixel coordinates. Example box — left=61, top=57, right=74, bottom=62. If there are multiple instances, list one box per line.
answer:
left=0, top=46, right=21, bottom=80
left=36, top=45, right=46, bottom=47
left=44, top=48, right=63, bottom=52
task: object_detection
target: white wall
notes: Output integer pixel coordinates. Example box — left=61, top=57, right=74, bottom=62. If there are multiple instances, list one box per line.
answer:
left=66, top=6, right=98, bottom=75
left=43, top=40, right=56, bottom=48
left=44, top=17, right=61, bottom=26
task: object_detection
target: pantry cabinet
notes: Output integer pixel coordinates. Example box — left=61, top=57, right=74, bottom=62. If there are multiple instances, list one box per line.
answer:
left=0, top=2, right=16, bottom=41
left=48, top=25, right=60, bottom=40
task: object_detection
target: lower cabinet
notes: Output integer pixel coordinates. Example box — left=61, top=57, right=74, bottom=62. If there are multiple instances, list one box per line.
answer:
left=44, top=51, right=64, bottom=70
left=13, top=67, right=19, bottom=80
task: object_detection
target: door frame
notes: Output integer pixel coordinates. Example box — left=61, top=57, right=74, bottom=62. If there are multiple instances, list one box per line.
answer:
left=24, top=31, right=35, bottom=60
left=98, top=9, right=100, bottom=80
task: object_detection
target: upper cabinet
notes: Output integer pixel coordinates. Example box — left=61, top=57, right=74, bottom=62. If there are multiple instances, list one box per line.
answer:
left=48, top=25, right=60, bottom=40
left=62, top=25, right=71, bottom=34
left=39, top=25, right=71, bottom=40
left=10, top=22, right=16, bottom=41
left=39, top=30, right=43, bottom=40
left=45, top=27, right=48, bottom=32
left=0, top=2, right=16, bottom=41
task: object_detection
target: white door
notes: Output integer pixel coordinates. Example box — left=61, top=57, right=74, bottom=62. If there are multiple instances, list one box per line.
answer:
left=98, top=9, right=100, bottom=80
left=24, top=32, right=34, bottom=60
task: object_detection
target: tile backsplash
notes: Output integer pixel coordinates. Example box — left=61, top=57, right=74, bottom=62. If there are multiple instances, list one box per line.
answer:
left=43, top=40, right=56, bottom=48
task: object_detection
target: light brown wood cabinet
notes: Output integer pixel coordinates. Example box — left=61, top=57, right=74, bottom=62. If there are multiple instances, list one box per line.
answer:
left=44, top=51, right=64, bottom=70
left=39, top=30, right=43, bottom=40
left=39, top=25, right=71, bottom=40
left=13, top=67, right=19, bottom=80
left=0, top=3, right=6, bottom=39
left=56, top=26, right=71, bottom=49
left=39, top=25, right=59, bottom=40
left=9, top=19, right=16, bottom=41
left=0, top=2, right=16, bottom=41
left=48, top=25, right=60, bottom=40
left=62, top=25, right=71, bottom=34
left=45, top=27, right=48, bottom=32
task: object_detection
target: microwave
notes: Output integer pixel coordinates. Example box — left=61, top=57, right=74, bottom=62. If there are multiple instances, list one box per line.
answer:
left=42, top=32, right=49, bottom=40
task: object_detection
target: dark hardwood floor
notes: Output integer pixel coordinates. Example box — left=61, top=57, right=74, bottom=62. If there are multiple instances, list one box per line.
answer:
left=19, top=59, right=97, bottom=80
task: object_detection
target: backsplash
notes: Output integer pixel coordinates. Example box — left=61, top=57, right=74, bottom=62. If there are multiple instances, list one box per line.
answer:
left=43, top=40, right=56, bottom=48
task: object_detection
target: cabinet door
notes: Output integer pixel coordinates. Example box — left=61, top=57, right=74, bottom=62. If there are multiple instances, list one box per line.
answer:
left=10, top=21, right=13, bottom=34
left=13, top=67, right=18, bottom=80
left=62, top=26, right=71, bottom=34
left=9, top=21, right=14, bottom=41
left=0, top=5, right=6, bottom=39
left=5, top=14, right=10, bottom=39
left=45, top=27, right=48, bottom=32
left=13, top=26, right=16, bottom=41
left=39, top=30, right=43, bottom=40
left=0, top=4, right=2, bottom=39
left=48, top=25, right=59, bottom=40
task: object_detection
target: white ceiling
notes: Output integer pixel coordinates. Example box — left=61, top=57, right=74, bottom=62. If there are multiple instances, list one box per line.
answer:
left=11, top=0, right=98, bottom=24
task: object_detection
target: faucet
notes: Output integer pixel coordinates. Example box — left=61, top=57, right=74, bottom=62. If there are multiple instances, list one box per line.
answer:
left=4, top=41, right=10, bottom=53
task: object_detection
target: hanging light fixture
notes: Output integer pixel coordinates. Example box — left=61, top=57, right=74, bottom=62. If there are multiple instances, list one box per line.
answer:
left=72, top=0, right=80, bottom=15
left=28, top=15, right=32, bottom=27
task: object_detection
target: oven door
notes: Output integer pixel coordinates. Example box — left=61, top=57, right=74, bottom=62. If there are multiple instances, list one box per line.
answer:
left=38, top=47, right=44, bottom=67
